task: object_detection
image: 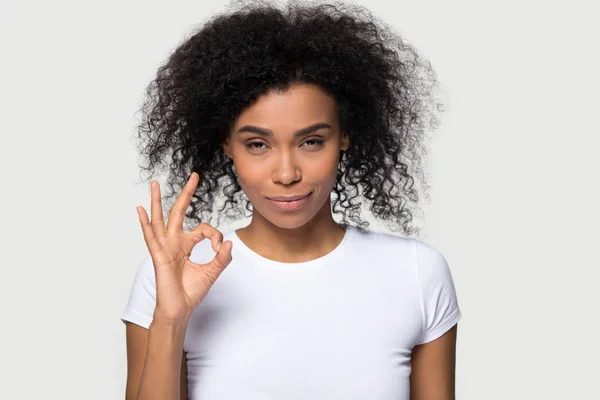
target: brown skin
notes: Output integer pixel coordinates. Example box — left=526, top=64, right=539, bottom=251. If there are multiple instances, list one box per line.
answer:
left=125, top=83, right=457, bottom=399
left=223, top=83, right=350, bottom=262
left=410, top=324, right=458, bottom=400
left=126, top=172, right=233, bottom=399
left=125, top=323, right=188, bottom=400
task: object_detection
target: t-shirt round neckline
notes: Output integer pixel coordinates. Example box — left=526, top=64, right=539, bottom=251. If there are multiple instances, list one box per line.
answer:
left=230, top=224, right=355, bottom=270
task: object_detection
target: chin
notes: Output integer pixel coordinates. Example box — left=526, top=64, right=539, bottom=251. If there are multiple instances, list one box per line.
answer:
left=252, top=195, right=327, bottom=230
left=268, top=216, right=317, bottom=230
left=261, top=209, right=320, bottom=230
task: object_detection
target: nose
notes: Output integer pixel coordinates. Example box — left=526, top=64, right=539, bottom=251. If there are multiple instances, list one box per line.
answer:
left=271, top=150, right=301, bottom=185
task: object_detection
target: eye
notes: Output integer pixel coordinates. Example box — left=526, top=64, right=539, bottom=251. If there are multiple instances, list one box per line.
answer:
left=302, top=138, right=324, bottom=147
left=246, top=141, right=267, bottom=150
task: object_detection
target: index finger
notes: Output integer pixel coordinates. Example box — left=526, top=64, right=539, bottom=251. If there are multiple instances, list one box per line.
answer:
left=167, top=171, right=200, bottom=233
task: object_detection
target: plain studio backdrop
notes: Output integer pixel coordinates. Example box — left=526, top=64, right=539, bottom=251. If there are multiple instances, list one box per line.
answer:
left=1, top=0, right=598, bottom=398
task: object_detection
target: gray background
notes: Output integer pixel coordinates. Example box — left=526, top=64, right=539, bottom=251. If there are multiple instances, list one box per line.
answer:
left=1, top=0, right=598, bottom=398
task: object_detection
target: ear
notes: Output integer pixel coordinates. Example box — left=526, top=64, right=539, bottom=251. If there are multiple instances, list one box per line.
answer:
left=340, top=131, right=350, bottom=151
left=223, top=138, right=233, bottom=159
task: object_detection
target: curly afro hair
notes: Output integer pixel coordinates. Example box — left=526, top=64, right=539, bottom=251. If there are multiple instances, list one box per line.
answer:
left=134, top=0, right=445, bottom=236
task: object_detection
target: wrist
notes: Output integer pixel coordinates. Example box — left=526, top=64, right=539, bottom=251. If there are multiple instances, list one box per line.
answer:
left=152, top=309, right=191, bottom=328
left=147, top=317, right=188, bottom=352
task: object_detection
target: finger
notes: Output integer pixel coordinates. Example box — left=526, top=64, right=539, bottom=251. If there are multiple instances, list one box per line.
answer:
left=150, top=181, right=167, bottom=237
left=201, top=240, right=233, bottom=281
left=167, top=172, right=200, bottom=234
left=215, top=240, right=233, bottom=263
left=136, top=206, right=162, bottom=256
left=187, top=222, right=224, bottom=253
left=213, top=240, right=233, bottom=269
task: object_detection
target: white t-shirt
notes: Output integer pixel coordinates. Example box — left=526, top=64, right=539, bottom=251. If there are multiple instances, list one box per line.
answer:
left=121, top=224, right=462, bottom=399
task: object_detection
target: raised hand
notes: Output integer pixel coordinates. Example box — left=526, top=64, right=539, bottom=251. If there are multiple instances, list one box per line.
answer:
left=136, top=172, right=233, bottom=325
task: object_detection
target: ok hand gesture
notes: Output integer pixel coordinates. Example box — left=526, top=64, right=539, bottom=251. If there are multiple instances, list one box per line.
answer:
left=136, top=172, right=233, bottom=325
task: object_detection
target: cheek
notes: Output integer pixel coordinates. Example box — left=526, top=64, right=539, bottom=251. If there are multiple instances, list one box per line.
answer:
left=311, top=152, right=340, bottom=182
left=231, top=157, right=272, bottom=203
left=233, top=159, right=263, bottom=189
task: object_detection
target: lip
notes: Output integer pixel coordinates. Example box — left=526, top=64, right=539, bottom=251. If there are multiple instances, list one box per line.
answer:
left=266, top=193, right=312, bottom=201
left=266, top=192, right=312, bottom=211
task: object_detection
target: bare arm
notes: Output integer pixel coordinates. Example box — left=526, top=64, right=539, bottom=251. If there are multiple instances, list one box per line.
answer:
left=125, top=173, right=232, bottom=399
left=125, top=321, right=188, bottom=400
left=409, top=323, right=458, bottom=400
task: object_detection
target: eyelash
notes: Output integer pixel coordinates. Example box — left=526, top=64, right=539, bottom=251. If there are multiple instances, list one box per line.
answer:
left=245, top=138, right=324, bottom=150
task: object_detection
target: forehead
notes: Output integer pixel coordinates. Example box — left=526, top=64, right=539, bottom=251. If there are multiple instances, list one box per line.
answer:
left=232, top=84, right=339, bottom=131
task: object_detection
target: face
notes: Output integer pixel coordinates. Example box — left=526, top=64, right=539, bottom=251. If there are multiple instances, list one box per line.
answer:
left=223, top=83, right=350, bottom=230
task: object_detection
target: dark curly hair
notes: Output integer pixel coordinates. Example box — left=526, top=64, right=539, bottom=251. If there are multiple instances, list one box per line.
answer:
left=133, top=0, right=445, bottom=236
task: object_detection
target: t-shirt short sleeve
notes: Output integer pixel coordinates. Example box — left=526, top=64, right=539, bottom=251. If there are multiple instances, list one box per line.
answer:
left=414, top=239, right=462, bottom=345
left=121, top=256, right=157, bottom=329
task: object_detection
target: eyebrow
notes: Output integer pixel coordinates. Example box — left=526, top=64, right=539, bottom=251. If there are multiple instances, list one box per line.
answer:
left=236, top=122, right=333, bottom=137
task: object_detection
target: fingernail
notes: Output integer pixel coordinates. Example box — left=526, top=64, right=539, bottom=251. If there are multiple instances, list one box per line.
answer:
left=217, top=242, right=222, bottom=252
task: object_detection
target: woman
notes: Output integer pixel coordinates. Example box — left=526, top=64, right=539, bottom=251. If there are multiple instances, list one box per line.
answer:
left=121, top=1, right=462, bottom=399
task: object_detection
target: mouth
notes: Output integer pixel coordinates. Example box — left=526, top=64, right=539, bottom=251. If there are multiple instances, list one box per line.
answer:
left=266, top=192, right=312, bottom=211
